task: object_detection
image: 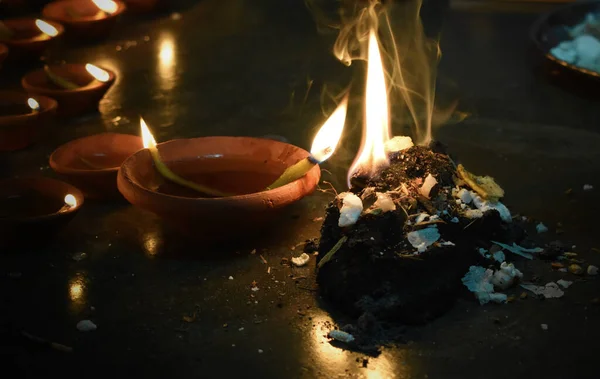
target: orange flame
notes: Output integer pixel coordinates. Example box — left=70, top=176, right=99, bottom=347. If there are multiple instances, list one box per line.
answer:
left=140, top=117, right=157, bottom=149
left=347, top=29, right=391, bottom=182
left=27, top=98, right=40, bottom=111
left=92, top=0, right=118, bottom=14
left=85, top=64, right=110, bottom=82
left=310, top=96, right=348, bottom=163
left=35, top=19, right=59, bottom=37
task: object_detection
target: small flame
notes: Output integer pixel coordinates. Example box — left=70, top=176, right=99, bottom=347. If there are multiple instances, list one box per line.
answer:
left=27, top=98, right=40, bottom=111
left=35, top=19, right=59, bottom=37
left=140, top=117, right=157, bottom=149
left=92, top=0, right=118, bottom=14
left=64, top=194, right=77, bottom=208
left=347, top=29, right=391, bottom=182
left=85, top=64, right=110, bottom=82
left=310, top=97, right=348, bottom=163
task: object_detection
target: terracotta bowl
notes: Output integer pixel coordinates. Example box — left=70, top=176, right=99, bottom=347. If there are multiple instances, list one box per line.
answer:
left=0, top=18, right=64, bottom=61
left=50, top=133, right=143, bottom=199
left=0, top=91, right=58, bottom=151
left=117, top=136, right=321, bottom=239
left=0, top=44, right=8, bottom=67
left=123, top=0, right=160, bottom=13
left=22, top=63, right=116, bottom=118
left=0, top=177, right=84, bottom=251
left=42, top=0, right=126, bottom=41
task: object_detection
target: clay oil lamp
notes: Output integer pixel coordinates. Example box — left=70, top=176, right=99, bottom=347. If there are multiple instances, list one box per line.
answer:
left=22, top=63, right=115, bottom=118
left=0, top=44, right=8, bottom=68
left=50, top=133, right=143, bottom=199
left=0, top=91, right=58, bottom=151
left=0, top=177, right=84, bottom=250
left=42, top=0, right=126, bottom=41
left=0, top=19, right=64, bottom=61
left=122, top=0, right=160, bottom=13
left=117, top=104, right=348, bottom=239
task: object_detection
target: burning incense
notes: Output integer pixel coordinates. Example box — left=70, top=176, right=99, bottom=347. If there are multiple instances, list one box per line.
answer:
left=140, top=118, right=229, bottom=197
left=266, top=96, right=348, bottom=190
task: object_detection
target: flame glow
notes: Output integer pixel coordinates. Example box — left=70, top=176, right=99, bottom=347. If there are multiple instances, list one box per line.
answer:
left=348, top=29, right=391, bottom=181
left=140, top=118, right=157, bottom=149
left=85, top=64, right=110, bottom=82
left=92, top=0, right=118, bottom=14
left=310, top=97, right=348, bottom=163
left=27, top=98, right=40, bottom=111
left=35, top=19, right=59, bottom=37
left=64, top=194, right=77, bottom=208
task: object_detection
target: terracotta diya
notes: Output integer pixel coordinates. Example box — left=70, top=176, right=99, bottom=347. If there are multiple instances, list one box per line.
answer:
left=0, top=18, right=64, bottom=61
left=42, top=0, right=126, bottom=41
left=0, top=177, right=84, bottom=250
left=0, top=91, right=58, bottom=151
left=22, top=63, right=116, bottom=118
left=117, top=136, right=321, bottom=239
left=50, top=133, right=143, bottom=199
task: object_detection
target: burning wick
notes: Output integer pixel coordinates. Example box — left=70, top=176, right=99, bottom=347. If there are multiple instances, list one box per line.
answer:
left=27, top=98, right=40, bottom=113
left=266, top=96, right=348, bottom=190
left=35, top=19, right=59, bottom=37
left=140, top=118, right=229, bottom=197
left=92, top=0, right=119, bottom=15
left=59, top=194, right=77, bottom=212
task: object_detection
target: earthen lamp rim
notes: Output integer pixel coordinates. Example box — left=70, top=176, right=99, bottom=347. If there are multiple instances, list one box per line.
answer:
left=119, top=136, right=321, bottom=202
left=0, top=177, right=84, bottom=223
left=21, top=63, right=116, bottom=95
left=50, top=132, right=143, bottom=174
left=0, top=91, right=58, bottom=125
left=42, top=0, right=127, bottom=24
left=0, top=18, right=65, bottom=44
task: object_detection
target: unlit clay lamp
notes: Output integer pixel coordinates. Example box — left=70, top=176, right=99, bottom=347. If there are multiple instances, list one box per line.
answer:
left=0, top=19, right=64, bottom=61
left=0, top=177, right=84, bottom=250
left=42, top=0, right=126, bottom=40
left=0, top=91, right=58, bottom=151
left=22, top=63, right=115, bottom=118
left=116, top=118, right=323, bottom=240
left=50, top=133, right=143, bottom=199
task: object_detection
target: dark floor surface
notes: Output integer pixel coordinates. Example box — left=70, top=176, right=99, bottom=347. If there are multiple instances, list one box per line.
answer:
left=1, top=0, right=600, bottom=377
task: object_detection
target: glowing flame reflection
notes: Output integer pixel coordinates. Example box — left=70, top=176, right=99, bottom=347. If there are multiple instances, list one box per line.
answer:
left=157, top=33, right=177, bottom=91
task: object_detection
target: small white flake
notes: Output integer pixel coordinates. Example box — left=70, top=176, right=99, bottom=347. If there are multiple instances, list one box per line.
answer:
left=251, top=286, right=259, bottom=292
left=420, top=174, right=438, bottom=198
left=415, top=213, right=429, bottom=224
left=239, top=327, right=245, bottom=331
left=328, top=330, right=355, bottom=343
left=258, top=349, right=264, bottom=353
left=456, top=189, right=473, bottom=204
left=557, top=279, right=573, bottom=288
left=541, top=324, right=549, bottom=331
left=450, top=217, right=459, bottom=223
left=291, top=253, right=310, bottom=267
left=72, top=252, right=87, bottom=261
left=228, top=276, right=234, bottom=280
left=583, top=184, right=594, bottom=191
left=587, top=265, right=598, bottom=276
left=76, top=320, right=97, bottom=332
left=373, top=192, right=396, bottom=212
left=407, top=226, right=440, bottom=253
left=520, top=282, right=564, bottom=298
left=338, top=192, right=363, bottom=227
left=384, top=136, right=414, bottom=153
left=490, top=262, right=523, bottom=290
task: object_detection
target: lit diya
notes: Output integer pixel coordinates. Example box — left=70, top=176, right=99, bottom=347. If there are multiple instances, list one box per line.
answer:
left=117, top=105, right=347, bottom=239
left=0, top=91, right=58, bottom=151
left=0, top=177, right=84, bottom=250
left=50, top=133, right=143, bottom=199
left=0, top=19, right=64, bottom=61
left=42, top=0, right=126, bottom=40
left=22, top=63, right=115, bottom=118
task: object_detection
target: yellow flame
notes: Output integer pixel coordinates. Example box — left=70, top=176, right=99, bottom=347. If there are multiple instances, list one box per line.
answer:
left=64, top=194, right=77, bottom=208
left=310, top=96, right=348, bottom=163
left=140, top=117, right=157, bottom=149
left=348, top=29, right=390, bottom=182
left=85, top=64, right=110, bottom=82
left=27, top=98, right=40, bottom=111
left=35, top=19, right=59, bottom=37
left=92, top=0, right=118, bottom=14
